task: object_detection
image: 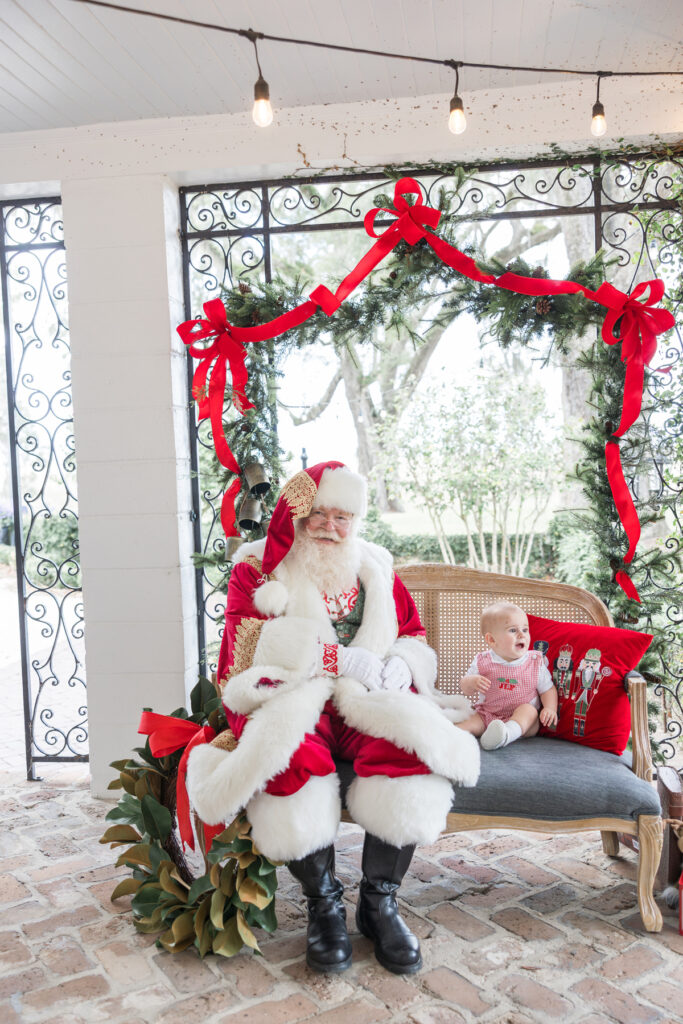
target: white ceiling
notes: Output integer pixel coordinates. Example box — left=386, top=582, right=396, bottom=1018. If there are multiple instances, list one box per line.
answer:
left=1, top=0, right=681, bottom=134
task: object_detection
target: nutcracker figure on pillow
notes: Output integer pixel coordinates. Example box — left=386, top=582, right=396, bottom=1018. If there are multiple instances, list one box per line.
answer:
left=571, top=648, right=612, bottom=737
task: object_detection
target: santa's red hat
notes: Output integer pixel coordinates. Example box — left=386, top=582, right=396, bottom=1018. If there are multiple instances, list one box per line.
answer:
left=261, top=461, right=367, bottom=576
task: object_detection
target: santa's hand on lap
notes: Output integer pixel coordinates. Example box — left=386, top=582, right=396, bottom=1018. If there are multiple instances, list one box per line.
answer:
left=315, top=641, right=383, bottom=689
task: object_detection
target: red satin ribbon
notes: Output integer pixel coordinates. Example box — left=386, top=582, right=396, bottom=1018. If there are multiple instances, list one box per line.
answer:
left=138, top=711, right=220, bottom=851
left=178, top=178, right=675, bottom=601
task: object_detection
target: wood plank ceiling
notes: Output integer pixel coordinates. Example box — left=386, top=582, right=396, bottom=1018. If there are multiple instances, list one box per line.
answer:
left=0, top=0, right=681, bottom=134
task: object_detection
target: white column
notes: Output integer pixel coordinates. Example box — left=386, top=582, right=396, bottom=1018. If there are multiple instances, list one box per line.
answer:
left=63, top=174, right=197, bottom=797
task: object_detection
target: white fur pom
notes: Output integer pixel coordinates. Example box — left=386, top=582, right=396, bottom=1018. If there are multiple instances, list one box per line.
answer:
left=347, top=773, right=453, bottom=846
left=247, top=774, right=341, bottom=861
left=253, top=579, right=288, bottom=617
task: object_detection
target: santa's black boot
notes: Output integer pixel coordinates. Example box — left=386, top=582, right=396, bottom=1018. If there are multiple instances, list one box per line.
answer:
left=288, top=845, right=352, bottom=972
left=356, top=833, right=422, bottom=974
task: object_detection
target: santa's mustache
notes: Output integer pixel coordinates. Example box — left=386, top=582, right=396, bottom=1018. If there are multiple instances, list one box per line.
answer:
left=308, top=530, right=341, bottom=542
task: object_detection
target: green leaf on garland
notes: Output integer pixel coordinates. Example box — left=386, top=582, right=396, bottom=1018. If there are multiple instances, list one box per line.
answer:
left=212, top=915, right=242, bottom=957
left=190, top=676, right=216, bottom=714
left=238, top=876, right=271, bottom=910
left=141, top=794, right=172, bottom=841
left=106, top=792, right=144, bottom=832
left=116, top=843, right=153, bottom=869
left=159, top=866, right=188, bottom=902
left=131, top=884, right=164, bottom=918
left=219, top=863, right=236, bottom=897
left=254, top=898, right=277, bottom=933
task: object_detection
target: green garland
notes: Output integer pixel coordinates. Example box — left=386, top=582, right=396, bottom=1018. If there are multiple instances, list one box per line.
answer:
left=99, top=679, right=278, bottom=957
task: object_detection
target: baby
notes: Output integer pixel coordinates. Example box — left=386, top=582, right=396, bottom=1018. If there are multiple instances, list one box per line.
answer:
left=456, top=601, right=558, bottom=750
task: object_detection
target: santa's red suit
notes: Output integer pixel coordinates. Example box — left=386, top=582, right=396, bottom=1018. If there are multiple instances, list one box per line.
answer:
left=186, top=463, right=478, bottom=865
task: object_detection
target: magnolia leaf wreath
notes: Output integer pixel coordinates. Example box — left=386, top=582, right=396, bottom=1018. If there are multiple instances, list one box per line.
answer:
left=102, top=176, right=676, bottom=959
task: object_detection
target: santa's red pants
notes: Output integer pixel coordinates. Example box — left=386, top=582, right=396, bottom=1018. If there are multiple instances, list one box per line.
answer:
left=227, top=699, right=430, bottom=797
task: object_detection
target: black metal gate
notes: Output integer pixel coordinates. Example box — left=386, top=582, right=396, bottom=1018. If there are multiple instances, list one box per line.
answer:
left=1, top=197, right=86, bottom=778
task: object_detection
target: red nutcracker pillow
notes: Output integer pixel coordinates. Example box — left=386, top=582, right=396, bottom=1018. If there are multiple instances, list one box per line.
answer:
left=527, top=614, right=652, bottom=756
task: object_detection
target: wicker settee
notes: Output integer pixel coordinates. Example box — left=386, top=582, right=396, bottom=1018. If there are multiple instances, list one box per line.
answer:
left=338, top=564, right=663, bottom=932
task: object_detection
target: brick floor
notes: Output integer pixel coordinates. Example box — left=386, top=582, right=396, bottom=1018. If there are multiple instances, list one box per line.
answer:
left=0, top=766, right=681, bottom=1024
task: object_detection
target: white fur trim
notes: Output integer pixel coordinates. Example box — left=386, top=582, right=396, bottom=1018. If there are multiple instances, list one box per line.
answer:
left=388, top=636, right=437, bottom=694
left=247, top=774, right=341, bottom=861
left=346, top=774, right=454, bottom=846
left=254, top=616, right=321, bottom=673
left=253, top=580, right=288, bottom=617
left=233, top=538, right=266, bottom=564
left=314, top=466, right=367, bottom=517
left=186, top=676, right=334, bottom=824
left=349, top=543, right=398, bottom=655
left=333, top=678, right=480, bottom=787
left=221, top=665, right=309, bottom=715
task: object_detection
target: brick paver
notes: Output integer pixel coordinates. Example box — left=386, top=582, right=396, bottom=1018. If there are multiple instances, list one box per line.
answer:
left=0, top=766, right=680, bottom=1024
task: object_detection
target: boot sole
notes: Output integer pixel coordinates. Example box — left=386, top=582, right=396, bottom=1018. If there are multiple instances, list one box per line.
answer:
left=306, top=952, right=352, bottom=973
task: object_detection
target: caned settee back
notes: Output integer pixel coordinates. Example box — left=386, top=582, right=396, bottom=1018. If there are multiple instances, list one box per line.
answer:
left=397, top=563, right=613, bottom=696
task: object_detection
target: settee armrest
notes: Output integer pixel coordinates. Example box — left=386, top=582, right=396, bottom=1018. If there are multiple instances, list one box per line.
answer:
left=625, top=670, right=654, bottom=782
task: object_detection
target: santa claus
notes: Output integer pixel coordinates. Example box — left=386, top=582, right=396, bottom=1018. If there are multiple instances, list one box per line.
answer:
left=187, top=461, right=478, bottom=975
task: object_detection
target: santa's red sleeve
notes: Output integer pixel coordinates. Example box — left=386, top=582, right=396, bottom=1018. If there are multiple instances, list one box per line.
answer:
left=216, top=561, right=267, bottom=685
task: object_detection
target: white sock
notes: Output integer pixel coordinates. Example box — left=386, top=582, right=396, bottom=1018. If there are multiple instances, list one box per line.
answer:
left=504, top=721, right=522, bottom=744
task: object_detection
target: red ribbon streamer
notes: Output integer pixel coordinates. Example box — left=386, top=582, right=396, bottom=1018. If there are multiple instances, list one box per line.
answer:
left=178, top=178, right=675, bottom=601
left=138, top=711, right=220, bottom=851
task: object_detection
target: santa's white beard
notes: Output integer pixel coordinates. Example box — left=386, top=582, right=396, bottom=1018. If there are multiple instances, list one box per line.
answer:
left=288, top=528, right=361, bottom=595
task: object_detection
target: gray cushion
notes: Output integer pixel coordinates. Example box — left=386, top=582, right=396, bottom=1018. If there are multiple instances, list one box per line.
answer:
left=335, top=737, right=661, bottom=824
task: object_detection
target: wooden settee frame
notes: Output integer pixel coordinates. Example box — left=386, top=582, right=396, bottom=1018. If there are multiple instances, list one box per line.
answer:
left=348, top=563, right=663, bottom=932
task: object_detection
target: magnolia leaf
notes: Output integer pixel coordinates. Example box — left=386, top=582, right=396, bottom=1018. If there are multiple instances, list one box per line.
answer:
left=210, top=888, right=227, bottom=930
left=209, top=862, right=221, bottom=889
left=220, top=864, right=236, bottom=897
left=159, top=867, right=187, bottom=902
left=107, top=778, right=123, bottom=790
left=238, top=876, right=271, bottom=910
left=141, top=794, right=172, bottom=841
left=131, top=882, right=164, bottom=917
left=237, top=851, right=256, bottom=869
left=158, top=926, right=195, bottom=953
left=170, top=867, right=190, bottom=889
left=194, top=894, right=212, bottom=934
left=116, top=843, right=152, bottom=869
left=236, top=909, right=260, bottom=951
left=100, top=824, right=142, bottom=845
left=106, top=793, right=144, bottom=831
left=133, top=905, right=163, bottom=933
left=212, top=818, right=242, bottom=846
left=119, top=772, right=138, bottom=796
left=197, top=920, right=212, bottom=958
left=212, top=914, right=242, bottom=957
left=171, top=910, right=196, bottom=943
left=188, top=874, right=214, bottom=905
left=254, top=898, right=278, bottom=933
left=190, top=676, right=216, bottom=714
left=247, top=861, right=277, bottom=896
left=110, top=877, right=143, bottom=900
left=110, top=758, right=133, bottom=771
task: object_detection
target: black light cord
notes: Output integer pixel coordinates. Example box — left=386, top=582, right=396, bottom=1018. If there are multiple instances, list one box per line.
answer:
left=67, top=0, right=683, bottom=81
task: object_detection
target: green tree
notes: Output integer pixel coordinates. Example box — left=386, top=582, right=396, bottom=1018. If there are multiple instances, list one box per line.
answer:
left=377, top=369, right=562, bottom=576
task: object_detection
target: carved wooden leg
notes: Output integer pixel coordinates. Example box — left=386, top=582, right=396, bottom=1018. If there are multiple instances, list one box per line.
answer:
left=637, top=815, right=663, bottom=932
left=601, top=831, right=620, bottom=857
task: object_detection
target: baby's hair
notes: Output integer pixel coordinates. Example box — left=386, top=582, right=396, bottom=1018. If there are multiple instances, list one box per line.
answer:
left=480, top=601, right=526, bottom=637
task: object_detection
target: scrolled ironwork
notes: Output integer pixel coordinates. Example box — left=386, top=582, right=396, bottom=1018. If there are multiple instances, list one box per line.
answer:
left=1, top=197, right=86, bottom=776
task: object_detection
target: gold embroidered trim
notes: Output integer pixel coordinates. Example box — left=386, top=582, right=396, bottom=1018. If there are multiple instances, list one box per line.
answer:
left=281, top=470, right=317, bottom=520
left=210, top=729, right=238, bottom=752
left=242, top=555, right=263, bottom=572
left=231, top=616, right=264, bottom=676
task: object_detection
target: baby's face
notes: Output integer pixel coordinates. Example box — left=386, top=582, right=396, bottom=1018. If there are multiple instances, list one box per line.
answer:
left=486, top=609, right=530, bottom=662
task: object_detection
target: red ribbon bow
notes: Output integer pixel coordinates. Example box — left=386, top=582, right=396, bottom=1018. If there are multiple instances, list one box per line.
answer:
left=138, top=711, right=222, bottom=851
left=593, top=280, right=675, bottom=437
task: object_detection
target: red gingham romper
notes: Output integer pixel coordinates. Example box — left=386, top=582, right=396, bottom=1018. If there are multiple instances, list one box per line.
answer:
left=473, top=650, right=543, bottom=729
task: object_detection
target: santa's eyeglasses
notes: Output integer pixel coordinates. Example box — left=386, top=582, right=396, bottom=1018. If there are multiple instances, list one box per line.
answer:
left=308, top=509, right=353, bottom=526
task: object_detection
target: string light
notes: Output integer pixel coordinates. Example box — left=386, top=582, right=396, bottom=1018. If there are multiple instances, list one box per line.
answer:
left=447, top=62, right=466, bottom=135
left=591, top=72, right=610, bottom=137
left=69, top=2, right=683, bottom=139
left=248, top=33, right=273, bottom=128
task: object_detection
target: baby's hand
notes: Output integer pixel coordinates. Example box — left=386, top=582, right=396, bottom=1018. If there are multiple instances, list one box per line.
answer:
left=460, top=674, right=491, bottom=697
left=539, top=707, right=558, bottom=727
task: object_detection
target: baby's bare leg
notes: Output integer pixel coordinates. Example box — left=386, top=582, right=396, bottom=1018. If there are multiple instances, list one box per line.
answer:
left=510, top=703, right=539, bottom=737
left=456, top=712, right=486, bottom=737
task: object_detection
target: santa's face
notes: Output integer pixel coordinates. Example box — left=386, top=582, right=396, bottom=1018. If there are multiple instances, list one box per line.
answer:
left=303, top=506, right=353, bottom=544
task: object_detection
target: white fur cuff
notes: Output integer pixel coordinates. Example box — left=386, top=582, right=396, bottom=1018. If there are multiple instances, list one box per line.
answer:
left=388, top=636, right=437, bottom=694
left=222, top=665, right=308, bottom=715
left=247, top=774, right=341, bottom=861
left=347, top=774, right=453, bottom=846
left=254, top=616, right=320, bottom=673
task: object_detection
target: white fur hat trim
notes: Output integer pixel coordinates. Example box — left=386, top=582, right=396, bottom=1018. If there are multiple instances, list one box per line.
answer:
left=314, top=466, right=367, bottom=517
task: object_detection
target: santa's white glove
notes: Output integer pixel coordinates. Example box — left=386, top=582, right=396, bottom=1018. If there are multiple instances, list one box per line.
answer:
left=380, top=655, right=413, bottom=691
left=314, top=641, right=383, bottom=690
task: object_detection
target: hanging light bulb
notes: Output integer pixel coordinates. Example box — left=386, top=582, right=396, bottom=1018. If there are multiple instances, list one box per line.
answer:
left=447, top=62, right=466, bottom=134
left=590, top=73, right=608, bottom=137
left=247, top=32, right=273, bottom=127
left=253, top=75, right=273, bottom=127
